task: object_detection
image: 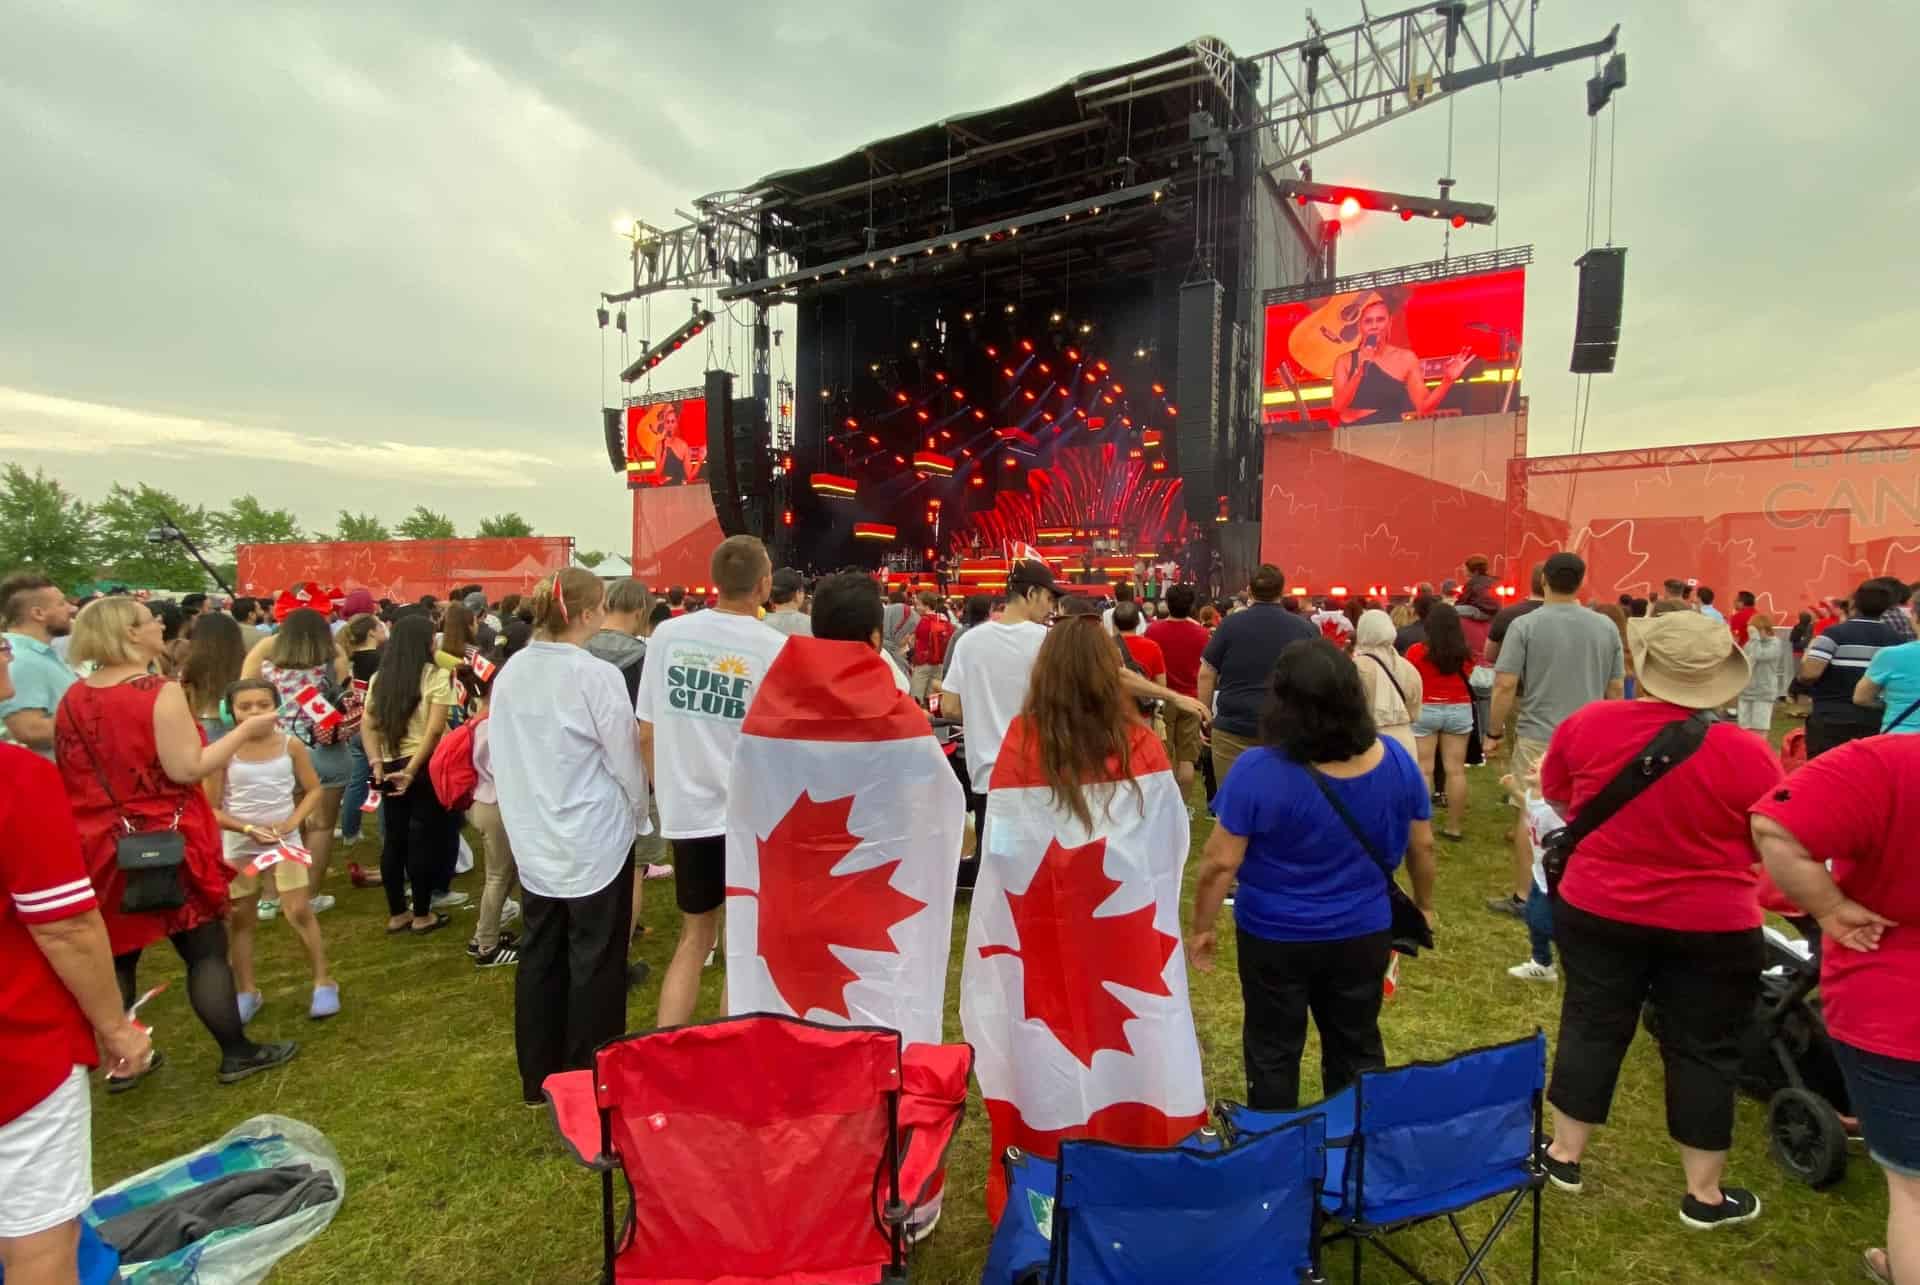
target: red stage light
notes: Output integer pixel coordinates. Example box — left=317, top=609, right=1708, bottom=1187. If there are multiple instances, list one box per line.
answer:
left=1111, top=383, right=1123, bottom=394
left=972, top=409, right=986, bottom=420
left=895, top=392, right=909, bottom=404
left=1166, top=405, right=1179, bottom=417
left=915, top=409, right=930, bottom=421
left=1102, top=395, right=1115, bottom=405
left=894, top=454, right=906, bottom=465
left=1023, top=390, right=1037, bottom=401
left=1002, top=366, right=1015, bottom=378
left=1451, top=214, right=1467, bottom=228
left=1150, top=459, right=1166, bottom=472
left=1038, top=363, right=1051, bottom=375
left=782, top=509, right=793, bottom=526
left=1128, top=448, right=1143, bottom=459
left=844, top=417, right=858, bottom=429
left=1151, top=382, right=1165, bottom=395
left=1400, top=208, right=1414, bottom=222
left=953, top=389, right=965, bottom=400
left=940, top=430, right=952, bottom=440
left=1331, top=584, right=1349, bottom=597
left=1020, top=339, right=1034, bottom=352
left=1066, top=348, right=1081, bottom=361
left=1296, top=193, right=1309, bottom=206
left=1084, top=372, right=1097, bottom=384
left=985, top=345, right=999, bottom=357
left=934, top=371, right=947, bottom=382
left=867, top=434, right=880, bottom=445
left=971, top=476, right=985, bottom=486
left=1338, top=196, right=1361, bottom=219
left=928, top=499, right=941, bottom=509
left=1003, top=456, right=1015, bottom=467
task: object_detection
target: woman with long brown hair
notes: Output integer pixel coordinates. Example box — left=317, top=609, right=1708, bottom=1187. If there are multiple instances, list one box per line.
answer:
left=959, top=614, right=1206, bottom=1217
left=243, top=607, right=353, bottom=910
left=362, top=614, right=459, bottom=934
left=179, top=612, right=250, bottom=743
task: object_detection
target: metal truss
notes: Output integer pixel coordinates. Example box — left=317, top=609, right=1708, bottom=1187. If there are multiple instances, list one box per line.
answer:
left=1241, top=1, right=1618, bottom=169
left=604, top=191, right=785, bottom=304
left=1262, top=244, right=1531, bottom=305
left=1522, top=426, right=1920, bottom=476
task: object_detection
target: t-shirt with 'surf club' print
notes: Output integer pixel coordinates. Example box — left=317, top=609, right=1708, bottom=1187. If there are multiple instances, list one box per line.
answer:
left=634, top=609, right=788, bottom=839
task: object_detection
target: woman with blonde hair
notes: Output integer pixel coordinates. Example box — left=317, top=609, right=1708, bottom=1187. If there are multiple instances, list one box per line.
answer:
left=489, top=569, right=653, bottom=1104
left=54, top=596, right=297, bottom=1087
left=1738, top=613, right=1789, bottom=734
left=1352, top=608, right=1423, bottom=758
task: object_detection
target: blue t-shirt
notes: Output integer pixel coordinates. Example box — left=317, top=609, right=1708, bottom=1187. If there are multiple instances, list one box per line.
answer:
left=1866, top=641, right=1920, bottom=734
left=1199, top=604, right=1319, bottom=737
left=1213, top=739, right=1430, bottom=943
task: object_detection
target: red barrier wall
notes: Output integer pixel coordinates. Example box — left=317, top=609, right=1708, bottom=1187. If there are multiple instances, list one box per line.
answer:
left=631, top=482, right=727, bottom=594
left=236, top=538, right=573, bottom=603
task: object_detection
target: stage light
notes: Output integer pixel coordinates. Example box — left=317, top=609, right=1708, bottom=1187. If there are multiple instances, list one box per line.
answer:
left=1066, top=348, right=1081, bottom=362
left=1084, top=372, right=1097, bottom=384
left=869, top=362, right=881, bottom=373
left=962, top=310, right=975, bottom=322
left=844, top=417, right=859, bottom=429
left=909, top=339, right=921, bottom=351
left=1150, top=459, right=1166, bottom=472
left=1400, top=209, right=1414, bottom=222
left=971, top=476, right=985, bottom=487
left=1166, top=405, right=1179, bottom=417
left=1128, top=448, right=1143, bottom=459
left=1023, top=390, right=1037, bottom=401
left=867, top=434, right=881, bottom=445
left=972, top=409, right=986, bottom=420
left=985, top=345, right=999, bottom=357
left=1339, top=196, right=1361, bottom=219
left=1151, top=382, right=1165, bottom=395
left=1153, top=189, right=1164, bottom=201
left=1078, top=323, right=1093, bottom=335
left=1002, top=366, right=1015, bottom=378
left=895, top=391, right=909, bottom=404
left=613, top=216, right=635, bottom=236
left=1111, top=383, right=1123, bottom=394
left=1038, top=363, right=1051, bottom=375
left=819, top=387, right=831, bottom=399
left=1295, top=194, right=1309, bottom=207
left=1451, top=214, right=1467, bottom=228
left=1003, top=456, right=1016, bottom=467
left=1095, top=360, right=1109, bottom=373
left=1020, top=339, right=1034, bottom=352
left=916, top=409, right=930, bottom=421
left=949, top=241, right=959, bottom=250
left=1331, top=584, right=1349, bottom=597
left=782, top=509, right=793, bottom=526
left=1049, top=312, right=1064, bottom=324
left=1004, top=303, right=1016, bottom=315
left=891, top=256, right=900, bottom=264
left=596, top=306, right=610, bottom=328
left=1134, top=347, right=1147, bottom=359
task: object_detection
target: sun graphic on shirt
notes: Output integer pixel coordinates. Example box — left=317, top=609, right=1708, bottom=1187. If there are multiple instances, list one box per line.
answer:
left=714, top=655, right=750, bottom=678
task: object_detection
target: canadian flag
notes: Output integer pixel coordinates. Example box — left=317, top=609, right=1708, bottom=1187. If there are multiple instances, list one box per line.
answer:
left=465, top=646, right=497, bottom=683
left=1007, top=540, right=1046, bottom=567
left=960, top=715, right=1206, bottom=1221
left=243, top=835, right=314, bottom=879
left=725, top=638, right=965, bottom=1048
left=291, top=685, right=342, bottom=733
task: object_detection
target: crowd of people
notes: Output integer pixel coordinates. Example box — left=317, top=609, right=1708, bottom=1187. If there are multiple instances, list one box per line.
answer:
left=2, top=549, right=1918, bottom=1283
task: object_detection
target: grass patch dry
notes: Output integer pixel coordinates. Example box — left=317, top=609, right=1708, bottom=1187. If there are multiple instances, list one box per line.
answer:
left=96, top=729, right=1879, bottom=1283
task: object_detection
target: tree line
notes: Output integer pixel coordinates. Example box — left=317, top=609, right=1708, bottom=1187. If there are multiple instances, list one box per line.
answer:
left=0, top=465, right=609, bottom=593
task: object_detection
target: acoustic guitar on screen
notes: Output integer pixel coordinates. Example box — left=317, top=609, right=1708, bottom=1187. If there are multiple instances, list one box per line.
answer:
left=1288, top=288, right=1479, bottom=427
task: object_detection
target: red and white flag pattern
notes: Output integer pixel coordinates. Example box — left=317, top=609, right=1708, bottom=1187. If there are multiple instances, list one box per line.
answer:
left=464, top=646, right=497, bottom=682
left=291, top=685, right=342, bottom=733
left=242, top=835, right=313, bottom=879
left=1007, top=540, right=1047, bottom=567
left=960, top=716, right=1206, bottom=1220
left=725, top=638, right=964, bottom=1048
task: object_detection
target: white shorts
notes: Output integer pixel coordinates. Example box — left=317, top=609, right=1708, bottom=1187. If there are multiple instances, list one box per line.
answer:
left=0, top=1065, right=92, bottom=1238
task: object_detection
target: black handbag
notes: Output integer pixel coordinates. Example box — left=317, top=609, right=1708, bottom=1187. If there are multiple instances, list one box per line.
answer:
left=1539, top=712, right=1711, bottom=897
left=1306, top=766, right=1435, bottom=956
left=61, top=700, right=187, bottom=914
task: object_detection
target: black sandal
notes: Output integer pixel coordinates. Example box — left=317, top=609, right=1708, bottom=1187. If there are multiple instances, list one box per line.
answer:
left=106, top=1049, right=166, bottom=1094
left=410, top=911, right=452, bottom=936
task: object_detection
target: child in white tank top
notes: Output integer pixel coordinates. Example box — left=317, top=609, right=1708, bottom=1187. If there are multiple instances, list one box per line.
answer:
left=203, top=680, right=340, bottom=1021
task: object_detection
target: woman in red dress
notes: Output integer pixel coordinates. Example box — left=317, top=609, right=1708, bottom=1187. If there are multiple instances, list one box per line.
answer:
left=54, top=596, right=298, bottom=1088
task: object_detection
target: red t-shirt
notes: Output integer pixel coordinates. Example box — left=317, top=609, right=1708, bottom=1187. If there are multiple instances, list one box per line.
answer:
left=0, top=745, right=101, bottom=1124
left=1121, top=634, right=1167, bottom=682
left=1541, top=701, right=1781, bottom=932
left=1146, top=618, right=1209, bottom=698
left=913, top=614, right=954, bottom=667
left=1727, top=607, right=1756, bottom=647
left=1749, top=736, right=1920, bottom=1061
left=1405, top=642, right=1478, bottom=704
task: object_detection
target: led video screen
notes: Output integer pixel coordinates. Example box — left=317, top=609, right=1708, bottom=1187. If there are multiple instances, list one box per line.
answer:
left=625, top=391, right=709, bottom=488
left=1261, top=266, right=1526, bottom=428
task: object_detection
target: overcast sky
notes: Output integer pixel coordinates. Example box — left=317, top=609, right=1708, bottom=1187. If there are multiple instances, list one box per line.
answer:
left=3, top=1, right=1913, bottom=555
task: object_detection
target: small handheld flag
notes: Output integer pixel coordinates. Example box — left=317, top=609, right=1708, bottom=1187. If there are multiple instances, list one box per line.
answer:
left=292, top=685, right=342, bottom=732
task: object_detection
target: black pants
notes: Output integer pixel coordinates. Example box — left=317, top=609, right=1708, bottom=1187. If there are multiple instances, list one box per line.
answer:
left=1805, top=714, right=1877, bottom=759
left=1237, top=928, right=1392, bottom=1110
left=380, top=769, right=453, bottom=918
left=1549, top=899, right=1760, bottom=1151
left=515, top=855, right=635, bottom=1103
left=114, top=920, right=256, bottom=1061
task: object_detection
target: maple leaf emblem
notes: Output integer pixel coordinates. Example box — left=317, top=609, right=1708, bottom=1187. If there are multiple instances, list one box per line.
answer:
left=714, top=655, right=750, bottom=678
left=978, top=837, right=1176, bottom=1068
left=738, top=791, right=927, bottom=1020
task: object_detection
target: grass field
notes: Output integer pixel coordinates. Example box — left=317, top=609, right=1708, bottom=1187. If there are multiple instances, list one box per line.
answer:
left=94, top=728, right=1883, bottom=1284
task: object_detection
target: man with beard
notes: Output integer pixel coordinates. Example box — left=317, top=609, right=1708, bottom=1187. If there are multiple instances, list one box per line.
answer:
left=0, top=573, right=77, bottom=759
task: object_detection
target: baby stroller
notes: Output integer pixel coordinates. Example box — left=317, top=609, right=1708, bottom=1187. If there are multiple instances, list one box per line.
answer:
left=1647, top=925, right=1852, bottom=1187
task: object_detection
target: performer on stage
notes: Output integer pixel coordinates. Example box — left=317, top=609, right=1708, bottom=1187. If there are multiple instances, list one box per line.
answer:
left=1328, top=294, right=1474, bottom=426
left=629, top=401, right=703, bottom=484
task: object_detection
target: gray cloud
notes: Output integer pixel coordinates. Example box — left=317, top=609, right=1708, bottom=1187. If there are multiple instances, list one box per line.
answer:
left=2, top=0, right=1914, bottom=554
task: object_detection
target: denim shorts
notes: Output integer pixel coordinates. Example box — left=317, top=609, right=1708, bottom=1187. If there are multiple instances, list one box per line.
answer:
left=1413, top=702, right=1474, bottom=737
left=306, top=740, right=353, bottom=790
left=1833, top=1039, right=1920, bottom=1177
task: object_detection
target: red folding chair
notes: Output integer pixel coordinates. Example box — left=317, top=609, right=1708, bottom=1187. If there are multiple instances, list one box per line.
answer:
left=545, top=1013, right=971, bottom=1284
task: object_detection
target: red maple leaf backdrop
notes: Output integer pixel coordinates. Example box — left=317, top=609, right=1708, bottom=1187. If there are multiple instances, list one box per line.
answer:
left=735, top=791, right=928, bottom=1022
left=977, top=837, right=1177, bottom=1068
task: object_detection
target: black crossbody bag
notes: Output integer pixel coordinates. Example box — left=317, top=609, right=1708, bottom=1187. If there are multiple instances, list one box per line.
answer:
left=59, top=699, right=187, bottom=914
left=1306, top=767, right=1435, bottom=956
left=1539, top=712, right=1711, bottom=897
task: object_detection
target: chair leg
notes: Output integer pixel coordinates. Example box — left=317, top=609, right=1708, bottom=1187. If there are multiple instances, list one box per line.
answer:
left=1351, top=1234, right=1362, bottom=1285
left=1531, top=1184, right=1543, bottom=1285
left=1447, top=1191, right=1530, bottom=1285
left=1445, top=1215, right=1491, bottom=1285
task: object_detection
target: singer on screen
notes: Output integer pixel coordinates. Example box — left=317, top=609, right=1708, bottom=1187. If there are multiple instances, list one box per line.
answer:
left=631, top=401, right=704, bottom=485
left=1329, top=293, right=1474, bottom=426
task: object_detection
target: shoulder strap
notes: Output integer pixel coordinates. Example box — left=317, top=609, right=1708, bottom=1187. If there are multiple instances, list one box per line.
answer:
left=1363, top=653, right=1410, bottom=714
left=1886, top=696, right=1920, bottom=733
left=56, top=694, right=123, bottom=812
left=1558, top=712, right=1713, bottom=848
left=1305, top=764, right=1394, bottom=880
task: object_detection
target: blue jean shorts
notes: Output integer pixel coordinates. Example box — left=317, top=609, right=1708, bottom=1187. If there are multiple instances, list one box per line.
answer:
left=1413, top=702, right=1474, bottom=737
left=1833, top=1039, right=1920, bottom=1177
left=306, top=740, right=353, bottom=790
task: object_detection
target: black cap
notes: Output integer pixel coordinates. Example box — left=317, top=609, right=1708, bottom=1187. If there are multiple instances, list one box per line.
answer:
left=1008, top=558, right=1058, bottom=596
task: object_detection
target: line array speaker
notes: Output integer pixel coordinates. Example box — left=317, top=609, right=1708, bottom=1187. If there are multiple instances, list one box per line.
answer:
left=1176, top=279, right=1224, bottom=526
left=600, top=407, right=624, bottom=474
left=704, top=370, right=746, bottom=536
left=1570, top=247, right=1627, bottom=374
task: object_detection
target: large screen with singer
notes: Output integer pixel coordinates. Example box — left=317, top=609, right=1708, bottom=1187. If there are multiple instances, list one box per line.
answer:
left=1261, top=266, right=1526, bottom=428
left=625, top=391, right=709, bottom=489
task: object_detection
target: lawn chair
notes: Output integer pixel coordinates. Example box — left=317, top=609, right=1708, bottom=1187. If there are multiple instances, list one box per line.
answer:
left=543, top=1012, right=971, bottom=1284
left=981, top=1117, right=1327, bottom=1284
left=1219, top=1031, right=1547, bottom=1285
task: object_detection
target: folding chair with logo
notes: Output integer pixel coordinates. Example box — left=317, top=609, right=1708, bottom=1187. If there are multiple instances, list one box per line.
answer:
left=982, top=1117, right=1327, bottom=1284
left=1219, top=1031, right=1548, bottom=1285
left=543, top=1013, right=972, bottom=1285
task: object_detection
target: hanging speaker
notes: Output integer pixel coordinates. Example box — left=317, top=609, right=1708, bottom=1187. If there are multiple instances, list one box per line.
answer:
left=1570, top=247, right=1627, bottom=374
left=1176, top=279, right=1224, bottom=525
left=704, top=370, right=746, bottom=536
left=601, top=407, right=625, bottom=474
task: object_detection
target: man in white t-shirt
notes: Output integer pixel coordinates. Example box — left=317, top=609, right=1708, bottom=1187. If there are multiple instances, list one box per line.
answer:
left=637, top=536, right=788, bottom=1027
left=1101, top=581, right=1149, bottom=637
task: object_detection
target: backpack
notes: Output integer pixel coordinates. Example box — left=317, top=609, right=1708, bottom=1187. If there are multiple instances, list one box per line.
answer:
left=429, top=714, right=485, bottom=812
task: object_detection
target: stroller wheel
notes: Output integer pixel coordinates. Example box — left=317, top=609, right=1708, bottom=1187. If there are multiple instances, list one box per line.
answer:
left=1767, top=1088, right=1848, bottom=1189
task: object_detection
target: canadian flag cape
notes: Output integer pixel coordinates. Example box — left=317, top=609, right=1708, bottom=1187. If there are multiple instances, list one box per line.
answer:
left=961, top=715, right=1206, bottom=1220
left=725, top=637, right=965, bottom=1047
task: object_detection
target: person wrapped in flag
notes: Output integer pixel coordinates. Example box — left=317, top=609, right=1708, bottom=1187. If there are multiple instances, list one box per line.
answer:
left=202, top=679, right=339, bottom=1021
left=960, top=615, right=1206, bottom=1221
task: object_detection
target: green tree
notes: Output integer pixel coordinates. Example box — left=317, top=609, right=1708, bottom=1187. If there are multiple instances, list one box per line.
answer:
left=574, top=549, right=607, bottom=569
left=0, top=465, right=98, bottom=588
left=216, top=495, right=303, bottom=548
left=333, top=511, right=391, bottom=542
left=93, top=484, right=217, bottom=591
left=476, top=512, right=535, bottom=538
left=395, top=506, right=457, bottom=540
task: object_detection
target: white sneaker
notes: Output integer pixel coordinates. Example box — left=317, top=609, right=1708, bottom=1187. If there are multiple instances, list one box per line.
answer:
left=500, top=898, right=521, bottom=926
left=257, top=898, right=279, bottom=921
left=431, top=890, right=472, bottom=910
left=309, top=894, right=337, bottom=914
left=1507, top=960, right=1558, bottom=982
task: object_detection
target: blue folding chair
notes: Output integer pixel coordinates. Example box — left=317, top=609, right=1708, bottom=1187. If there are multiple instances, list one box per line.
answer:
left=1220, top=1031, right=1548, bottom=1285
left=981, top=1120, right=1325, bottom=1285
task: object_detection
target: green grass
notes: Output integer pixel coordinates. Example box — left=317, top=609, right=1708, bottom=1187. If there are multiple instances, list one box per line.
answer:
left=97, top=725, right=1881, bottom=1283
